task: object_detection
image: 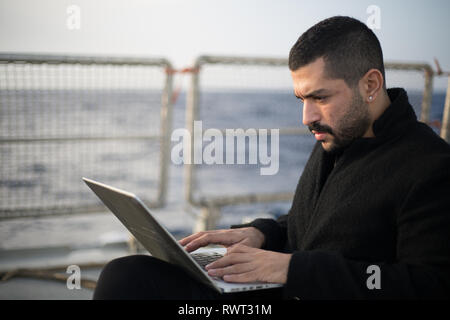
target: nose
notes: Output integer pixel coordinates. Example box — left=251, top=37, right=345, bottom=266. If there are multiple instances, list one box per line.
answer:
left=302, top=100, right=321, bottom=126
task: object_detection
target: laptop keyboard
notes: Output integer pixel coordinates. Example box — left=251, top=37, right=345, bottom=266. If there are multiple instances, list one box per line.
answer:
left=191, top=252, right=224, bottom=270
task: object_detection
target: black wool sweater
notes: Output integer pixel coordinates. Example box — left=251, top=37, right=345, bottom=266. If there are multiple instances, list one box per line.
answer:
left=235, top=88, right=450, bottom=299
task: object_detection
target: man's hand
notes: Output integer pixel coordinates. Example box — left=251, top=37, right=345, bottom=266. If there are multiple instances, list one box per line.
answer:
left=179, top=227, right=265, bottom=252
left=205, top=244, right=291, bottom=284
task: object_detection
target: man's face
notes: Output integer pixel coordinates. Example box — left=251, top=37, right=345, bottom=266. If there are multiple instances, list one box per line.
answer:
left=291, top=57, right=371, bottom=153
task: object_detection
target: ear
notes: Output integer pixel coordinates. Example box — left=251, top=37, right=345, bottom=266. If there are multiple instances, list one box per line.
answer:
left=360, top=68, right=384, bottom=103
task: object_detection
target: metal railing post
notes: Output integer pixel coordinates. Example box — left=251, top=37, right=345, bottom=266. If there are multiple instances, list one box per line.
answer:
left=193, top=206, right=221, bottom=233
left=184, top=61, right=200, bottom=206
left=441, top=76, right=450, bottom=142
left=384, top=62, right=434, bottom=124
left=156, top=62, right=174, bottom=207
left=421, top=68, right=434, bottom=124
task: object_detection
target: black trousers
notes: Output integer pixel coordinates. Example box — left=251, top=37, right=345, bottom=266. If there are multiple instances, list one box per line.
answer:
left=93, top=255, right=283, bottom=300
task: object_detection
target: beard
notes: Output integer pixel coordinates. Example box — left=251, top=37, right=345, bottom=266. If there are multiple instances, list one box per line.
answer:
left=308, top=88, right=371, bottom=154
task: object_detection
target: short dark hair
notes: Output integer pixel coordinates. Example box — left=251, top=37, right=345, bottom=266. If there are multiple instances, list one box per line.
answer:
left=289, top=16, right=386, bottom=89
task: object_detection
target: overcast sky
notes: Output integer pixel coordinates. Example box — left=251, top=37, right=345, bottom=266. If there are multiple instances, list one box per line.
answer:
left=1, top=0, right=449, bottom=89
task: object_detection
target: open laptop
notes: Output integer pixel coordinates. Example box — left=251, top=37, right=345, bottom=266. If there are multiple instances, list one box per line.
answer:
left=82, top=177, right=282, bottom=293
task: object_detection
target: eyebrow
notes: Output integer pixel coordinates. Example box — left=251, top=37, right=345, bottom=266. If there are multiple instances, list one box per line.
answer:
left=294, top=88, right=330, bottom=100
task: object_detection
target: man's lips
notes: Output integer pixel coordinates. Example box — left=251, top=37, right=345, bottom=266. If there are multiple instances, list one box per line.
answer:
left=312, top=130, right=328, bottom=141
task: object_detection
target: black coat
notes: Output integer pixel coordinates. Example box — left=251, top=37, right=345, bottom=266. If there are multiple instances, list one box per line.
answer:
left=236, top=88, right=450, bottom=299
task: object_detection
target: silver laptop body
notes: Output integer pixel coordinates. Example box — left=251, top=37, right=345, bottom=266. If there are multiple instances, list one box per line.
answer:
left=82, top=177, right=282, bottom=293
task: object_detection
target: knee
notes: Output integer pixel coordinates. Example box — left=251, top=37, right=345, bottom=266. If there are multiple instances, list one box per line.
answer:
left=93, top=255, right=163, bottom=300
left=98, top=255, right=168, bottom=281
left=102, top=255, right=152, bottom=273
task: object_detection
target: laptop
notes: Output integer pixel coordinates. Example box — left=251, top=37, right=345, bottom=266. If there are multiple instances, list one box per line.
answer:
left=82, top=177, right=282, bottom=293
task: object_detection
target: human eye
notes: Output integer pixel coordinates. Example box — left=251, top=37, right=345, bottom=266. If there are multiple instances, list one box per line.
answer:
left=314, top=96, right=327, bottom=102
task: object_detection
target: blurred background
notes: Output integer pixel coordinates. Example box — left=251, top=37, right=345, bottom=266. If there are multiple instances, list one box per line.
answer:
left=0, top=0, right=449, bottom=299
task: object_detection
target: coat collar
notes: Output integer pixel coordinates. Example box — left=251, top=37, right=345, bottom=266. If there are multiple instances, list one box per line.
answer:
left=372, top=87, right=417, bottom=138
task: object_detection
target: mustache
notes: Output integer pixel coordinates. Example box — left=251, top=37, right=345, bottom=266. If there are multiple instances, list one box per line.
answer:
left=308, top=121, right=333, bottom=135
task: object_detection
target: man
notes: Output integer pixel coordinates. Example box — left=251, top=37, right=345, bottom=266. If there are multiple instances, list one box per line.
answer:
left=93, top=16, right=450, bottom=299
